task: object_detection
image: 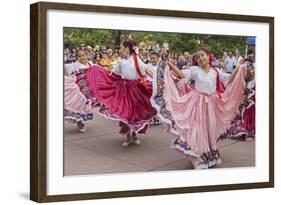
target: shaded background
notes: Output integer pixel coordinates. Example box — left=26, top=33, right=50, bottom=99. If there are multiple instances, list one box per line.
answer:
left=64, top=27, right=255, bottom=55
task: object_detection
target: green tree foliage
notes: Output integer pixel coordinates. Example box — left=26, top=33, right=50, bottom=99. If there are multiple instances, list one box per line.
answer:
left=64, top=28, right=251, bottom=57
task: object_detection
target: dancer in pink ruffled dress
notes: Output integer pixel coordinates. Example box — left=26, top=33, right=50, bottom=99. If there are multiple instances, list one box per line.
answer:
left=64, top=50, right=99, bottom=132
left=162, top=49, right=247, bottom=169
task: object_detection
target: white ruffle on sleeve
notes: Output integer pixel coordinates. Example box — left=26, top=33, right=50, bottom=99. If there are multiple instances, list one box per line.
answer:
left=184, top=66, right=198, bottom=83
left=65, top=62, right=79, bottom=75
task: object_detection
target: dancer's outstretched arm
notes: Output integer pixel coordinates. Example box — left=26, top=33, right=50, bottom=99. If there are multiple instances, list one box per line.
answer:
left=145, top=68, right=153, bottom=78
left=168, top=62, right=185, bottom=79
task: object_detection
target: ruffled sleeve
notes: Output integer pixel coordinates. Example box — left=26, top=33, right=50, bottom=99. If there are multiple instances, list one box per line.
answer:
left=65, top=62, right=79, bottom=75
left=184, top=66, right=198, bottom=83
left=111, top=60, right=122, bottom=75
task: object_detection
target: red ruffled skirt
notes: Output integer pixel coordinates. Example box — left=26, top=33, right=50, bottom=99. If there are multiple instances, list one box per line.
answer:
left=87, top=65, right=157, bottom=134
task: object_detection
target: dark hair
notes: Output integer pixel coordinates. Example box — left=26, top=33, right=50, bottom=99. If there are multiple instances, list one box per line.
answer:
left=161, top=50, right=169, bottom=61
left=197, top=47, right=210, bottom=55
left=95, top=52, right=102, bottom=59
left=244, top=57, right=253, bottom=64
left=123, top=40, right=137, bottom=54
left=192, top=55, right=198, bottom=66
left=247, top=49, right=254, bottom=55
left=151, top=52, right=160, bottom=57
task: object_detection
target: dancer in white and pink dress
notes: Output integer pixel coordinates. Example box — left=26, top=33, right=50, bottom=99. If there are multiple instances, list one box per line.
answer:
left=229, top=58, right=255, bottom=140
left=161, top=49, right=247, bottom=169
left=64, top=50, right=99, bottom=132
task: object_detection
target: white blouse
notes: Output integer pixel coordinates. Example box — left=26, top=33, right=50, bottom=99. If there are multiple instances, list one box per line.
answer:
left=64, top=61, right=93, bottom=75
left=184, top=66, right=230, bottom=95
left=146, top=63, right=158, bottom=82
left=112, top=55, right=147, bottom=80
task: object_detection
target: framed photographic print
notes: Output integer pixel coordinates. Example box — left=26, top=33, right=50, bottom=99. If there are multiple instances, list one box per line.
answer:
left=30, top=1, right=274, bottom=202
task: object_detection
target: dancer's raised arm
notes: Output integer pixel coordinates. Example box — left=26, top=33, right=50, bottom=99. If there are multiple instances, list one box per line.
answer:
left=228, top=63, right=247, bottom=83
left=167, top=61, right=185, bottom=79
left=145, top=68, right=153, bottom=79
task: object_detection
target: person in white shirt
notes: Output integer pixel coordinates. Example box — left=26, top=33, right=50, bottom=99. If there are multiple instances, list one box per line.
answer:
left=146, top=51, right=160, bottom=82
left=235, top=49, right=244, bottom=68
left=146, top=51, right=162, bottom=125
left=224, top=51, right=236, bottom=73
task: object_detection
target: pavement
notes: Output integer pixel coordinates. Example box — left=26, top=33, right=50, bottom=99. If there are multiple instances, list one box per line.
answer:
left=64, top=109, right=255, bottom=176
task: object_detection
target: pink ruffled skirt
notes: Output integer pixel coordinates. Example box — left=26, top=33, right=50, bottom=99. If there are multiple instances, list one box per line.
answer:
left=163, top=67, right=246, bottom=168
left=64, top=69, right=99, bottom=123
